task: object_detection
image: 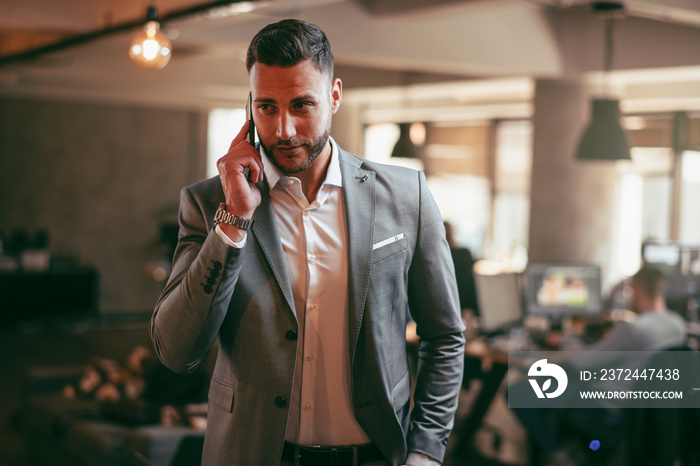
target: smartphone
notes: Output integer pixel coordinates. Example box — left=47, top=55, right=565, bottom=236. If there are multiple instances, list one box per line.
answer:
left=246, top=92, right=255, bottom=145
left=244, top=92, right=255, bottom=181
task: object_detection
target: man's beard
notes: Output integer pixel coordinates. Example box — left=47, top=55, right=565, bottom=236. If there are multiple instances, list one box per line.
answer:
left=261, top=118, right=332, bottom=175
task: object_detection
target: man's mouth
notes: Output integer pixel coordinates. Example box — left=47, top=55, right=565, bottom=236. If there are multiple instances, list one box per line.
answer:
left=275, top=145, right=303, bottom=157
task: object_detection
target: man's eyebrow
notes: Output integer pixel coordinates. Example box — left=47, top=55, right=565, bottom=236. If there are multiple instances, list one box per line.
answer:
left=253, top=95, right=319, bottom=105
left=291, top=95, right=318, bottom=104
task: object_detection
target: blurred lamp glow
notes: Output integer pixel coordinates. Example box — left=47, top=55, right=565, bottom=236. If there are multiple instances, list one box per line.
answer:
left=130, top=20, right=171, bottom=70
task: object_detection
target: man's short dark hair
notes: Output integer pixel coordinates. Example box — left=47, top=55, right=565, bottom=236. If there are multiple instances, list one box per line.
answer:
left=632, top=266, right=665, bottom=299
left=246, top=19, right=334, bottom=83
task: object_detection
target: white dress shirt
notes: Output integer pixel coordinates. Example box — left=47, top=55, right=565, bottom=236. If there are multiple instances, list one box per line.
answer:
left=216, top=140, right=439, bottom=465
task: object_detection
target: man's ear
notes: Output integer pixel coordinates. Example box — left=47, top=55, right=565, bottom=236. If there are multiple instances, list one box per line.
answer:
left=330, top=78, right=342, bottom=114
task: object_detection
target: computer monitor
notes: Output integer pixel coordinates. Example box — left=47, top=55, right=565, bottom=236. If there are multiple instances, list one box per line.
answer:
left=524, top=263, right=603, bottom=319
left=475, top=273, right=523, bottom=334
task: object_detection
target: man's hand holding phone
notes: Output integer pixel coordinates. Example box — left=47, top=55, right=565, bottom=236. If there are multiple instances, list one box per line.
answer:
left=215, top=120, right=263, bottom=242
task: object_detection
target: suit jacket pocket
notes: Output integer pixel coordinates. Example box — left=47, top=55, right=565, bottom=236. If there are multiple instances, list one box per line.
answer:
left=391, top=371, right=411, bottom=412
left=372, top=235, right=407, bottom=264
left=209, top=377, right=235, bottom=412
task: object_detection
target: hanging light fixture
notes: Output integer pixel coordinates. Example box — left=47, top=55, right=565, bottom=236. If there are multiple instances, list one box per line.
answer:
left=390, top=72, right=423, bottom=159
left=129, top=4, right=172, bottom=70
left=576, top=1, right=631, bottom=161
left=391, top=123, right=421, bottom=159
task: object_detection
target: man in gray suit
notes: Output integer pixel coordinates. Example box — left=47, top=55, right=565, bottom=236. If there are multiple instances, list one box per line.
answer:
left=150, top=19, right=465, bottom=466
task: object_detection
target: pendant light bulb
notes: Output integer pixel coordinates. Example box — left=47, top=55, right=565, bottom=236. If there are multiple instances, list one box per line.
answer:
left=129, top=7, right=171, bottom=70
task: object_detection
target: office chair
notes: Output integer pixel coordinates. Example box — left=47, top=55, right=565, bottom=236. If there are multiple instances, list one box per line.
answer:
left=625, top=345, right=700, bottom=466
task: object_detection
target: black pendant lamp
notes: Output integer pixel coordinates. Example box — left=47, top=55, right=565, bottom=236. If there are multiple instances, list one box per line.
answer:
left=576, top=2, right=631, bottom=161
left=391, top=123, right=421, bottom=159
left=577, top=99, right=630, bottom=160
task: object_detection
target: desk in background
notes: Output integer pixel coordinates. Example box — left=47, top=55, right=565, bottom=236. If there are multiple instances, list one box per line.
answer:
left=450, top=320, right=609, bottom=466
left=0, top=267, right=99, bottom=325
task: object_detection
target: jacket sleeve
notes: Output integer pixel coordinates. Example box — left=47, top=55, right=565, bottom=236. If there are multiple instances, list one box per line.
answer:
left=150, top=186, right=244, bottom=374
left=406, top=171, right=466, bottom=463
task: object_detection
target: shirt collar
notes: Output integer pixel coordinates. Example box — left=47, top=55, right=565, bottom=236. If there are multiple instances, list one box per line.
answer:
left=260, top=137, right=342, bottom=190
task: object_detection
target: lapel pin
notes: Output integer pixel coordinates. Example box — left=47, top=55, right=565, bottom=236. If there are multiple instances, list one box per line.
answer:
left=356, top=175, right=369, bottom=182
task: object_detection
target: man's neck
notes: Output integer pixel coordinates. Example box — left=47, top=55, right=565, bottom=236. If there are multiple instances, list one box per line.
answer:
left=638, top=298, right=667, bottom=314
left=295, top=141, right=333, bottom=203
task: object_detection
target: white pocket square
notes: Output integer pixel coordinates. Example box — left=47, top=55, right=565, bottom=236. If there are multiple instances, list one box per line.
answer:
left=373, top=233, right=406, bottom=251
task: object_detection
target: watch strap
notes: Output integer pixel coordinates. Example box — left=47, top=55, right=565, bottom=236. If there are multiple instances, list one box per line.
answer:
left=214, top=203, right=254, bottom=230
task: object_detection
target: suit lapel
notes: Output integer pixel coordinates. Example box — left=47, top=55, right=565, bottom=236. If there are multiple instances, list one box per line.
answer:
left=251, top=180, right=298, bottom=322
left=339, top=150, right=376, bottom=363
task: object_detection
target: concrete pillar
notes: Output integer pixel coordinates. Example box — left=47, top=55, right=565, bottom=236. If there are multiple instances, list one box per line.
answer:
left=528, top=79, right=618, bottom=288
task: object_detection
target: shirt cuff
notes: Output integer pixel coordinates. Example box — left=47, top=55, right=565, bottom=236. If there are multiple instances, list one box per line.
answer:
left=215, top=224, right=247, bottom=248
left=406, top=452, right=440, bottom=466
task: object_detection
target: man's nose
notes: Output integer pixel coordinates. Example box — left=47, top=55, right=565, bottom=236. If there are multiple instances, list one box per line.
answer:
left=276, top=112, right=296, bottom=140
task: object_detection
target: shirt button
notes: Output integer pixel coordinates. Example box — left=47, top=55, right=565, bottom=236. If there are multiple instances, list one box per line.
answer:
left=306, top=354, right=313, bottom=361
left=285, top=330, right=298, bottom=341
left=304, top=403, right=311, bottom=411
left=308, top=254, right=316, bottom=263
left=303, top=210, right=310, bottom=217
left=308, top=304, right=317, bottom=311
left=275, top=397, right=287, bottom=408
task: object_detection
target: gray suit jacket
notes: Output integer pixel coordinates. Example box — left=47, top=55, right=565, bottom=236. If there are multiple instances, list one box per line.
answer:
left=150, top=148, right=465, bottom=465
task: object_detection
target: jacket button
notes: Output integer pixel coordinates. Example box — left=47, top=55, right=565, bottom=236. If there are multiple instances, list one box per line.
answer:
left=275, top=396, right=287, bottom=408
left=207, top=277, right=216, bottom=285
left=213, top=261, right=222, bottom=270
left=209, top=270, right=219, bottom=278
left=204, top=285, right=213, bottom=294
left=285, top=330, right=298, bottom=341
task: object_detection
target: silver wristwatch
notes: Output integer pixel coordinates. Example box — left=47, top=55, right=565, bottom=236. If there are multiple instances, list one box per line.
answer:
left=213, top=203, right=254, bottom=230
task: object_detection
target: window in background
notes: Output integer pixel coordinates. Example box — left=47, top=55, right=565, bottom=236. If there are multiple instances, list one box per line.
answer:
left=613, top=147, right=674, bottom=279
left=423, top=122, right=491, bottom=256
left=207, top=108, right=247, bottom=179
left=615, top=173, right=644, bottom=277
left=491, top=120, right=532, bottom=270
left=680, top=150, right=700, bottom=243
left=427, top=175, right=491, bottom=255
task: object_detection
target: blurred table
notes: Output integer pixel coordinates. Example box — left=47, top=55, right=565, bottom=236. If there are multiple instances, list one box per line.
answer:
left=0, top=267, right=99, bottom=325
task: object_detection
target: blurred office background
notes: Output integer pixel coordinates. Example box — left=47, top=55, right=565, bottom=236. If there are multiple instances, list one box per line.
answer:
left=1, top=0, right=700, bottom=465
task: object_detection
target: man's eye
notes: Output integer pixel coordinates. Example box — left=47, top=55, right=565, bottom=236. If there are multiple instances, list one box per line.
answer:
left=294, top=102, right=311, bottom=110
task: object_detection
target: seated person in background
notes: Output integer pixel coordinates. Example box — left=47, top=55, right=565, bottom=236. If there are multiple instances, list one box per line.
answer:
left=443, top=221, right=481, bottom=388
left=444, top=221, right=479, bottom=317
left=548, top=266, right=686, bottom=352
left=510, top=266, right=686, bottom=465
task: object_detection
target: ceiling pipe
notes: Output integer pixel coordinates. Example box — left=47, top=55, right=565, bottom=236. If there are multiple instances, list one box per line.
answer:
left=0, top=0, right=256, bottom=67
